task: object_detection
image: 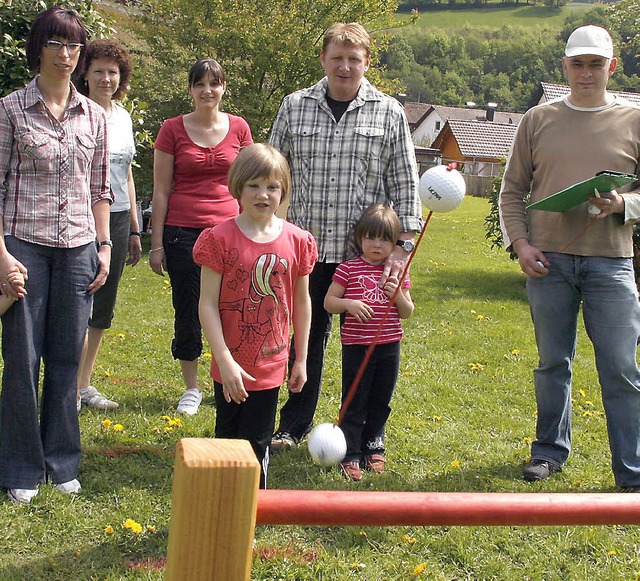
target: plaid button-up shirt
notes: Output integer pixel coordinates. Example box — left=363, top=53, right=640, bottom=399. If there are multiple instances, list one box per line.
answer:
left=270, top=77, right=421, bottom=263
left=0, top=77, right=111, bottom=248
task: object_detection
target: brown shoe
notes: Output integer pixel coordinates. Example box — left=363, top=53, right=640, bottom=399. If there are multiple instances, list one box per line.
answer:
left=364, top=454, right=386, bottom=473
left=340, top=461, right=362, bottom=481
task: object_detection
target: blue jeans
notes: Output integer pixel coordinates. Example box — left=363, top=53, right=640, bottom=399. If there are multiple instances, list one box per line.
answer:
left=0, top=237, right=97, bottom=488
left=527, top=253, right=640, bottom=487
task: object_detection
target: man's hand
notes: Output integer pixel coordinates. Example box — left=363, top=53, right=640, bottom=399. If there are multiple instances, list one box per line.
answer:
left=588, top=189, right=624, bottom=219
left=512, top=238, right=549, bottom=278
left=380, top=245, right=411, bottom=287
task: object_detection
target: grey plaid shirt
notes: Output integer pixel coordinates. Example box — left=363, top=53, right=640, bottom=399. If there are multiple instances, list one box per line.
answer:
left=269, top=77, right=422, bottom=263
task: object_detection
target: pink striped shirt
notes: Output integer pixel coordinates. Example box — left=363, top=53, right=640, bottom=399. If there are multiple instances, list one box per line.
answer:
left=0, top=77, right=111, bottom=248
left=332, top=256, right=409, bottom=346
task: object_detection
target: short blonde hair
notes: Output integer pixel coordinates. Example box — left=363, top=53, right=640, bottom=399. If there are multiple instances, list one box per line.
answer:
left=228, top=144, right=291, bottom=203
left=322, top=22, right=370, bottom=57
left=353, top=204, right=400, bottom=254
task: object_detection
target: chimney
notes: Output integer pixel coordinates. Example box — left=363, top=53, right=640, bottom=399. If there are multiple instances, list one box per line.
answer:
left=486, top=102, right=497, bottom=122
left=395, top=93, right=407, bottom=106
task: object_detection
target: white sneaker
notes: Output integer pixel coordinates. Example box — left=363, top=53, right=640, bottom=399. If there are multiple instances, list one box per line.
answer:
left=8, top=488, right=38, bottom=504
left=56, top=479, right=81, bottom=495
left=80, top=386, right=119, bottom=410
left=176, top=388, right=202, bottom=416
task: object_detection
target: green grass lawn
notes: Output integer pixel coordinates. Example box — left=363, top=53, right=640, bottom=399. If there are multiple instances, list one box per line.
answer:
left=0, top=196, right=639, bottom=579
left=408, top=1, right=591, bottom=29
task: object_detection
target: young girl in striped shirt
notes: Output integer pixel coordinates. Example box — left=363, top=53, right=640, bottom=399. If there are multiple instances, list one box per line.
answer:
left=324, top=204, right=414, bottom=481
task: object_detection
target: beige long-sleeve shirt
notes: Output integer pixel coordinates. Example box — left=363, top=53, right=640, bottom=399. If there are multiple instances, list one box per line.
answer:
left=500, top=96, right=640, bottom=257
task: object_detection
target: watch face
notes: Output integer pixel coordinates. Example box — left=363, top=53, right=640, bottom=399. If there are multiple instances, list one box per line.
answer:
left=397, top=239, right=415, bottom=252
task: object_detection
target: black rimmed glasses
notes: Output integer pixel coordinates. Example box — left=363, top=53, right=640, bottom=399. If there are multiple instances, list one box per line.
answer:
left=44, top=40, right=84, bottom=53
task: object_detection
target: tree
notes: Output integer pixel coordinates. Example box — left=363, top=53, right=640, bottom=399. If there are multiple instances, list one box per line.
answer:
left=129, top=0, right=406, bottom=141
left=610, top=0, right=640, bottom=78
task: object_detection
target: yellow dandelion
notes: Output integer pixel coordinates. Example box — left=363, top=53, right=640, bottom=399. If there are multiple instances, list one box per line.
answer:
left=608, top=550, right=617, bottom=556
left=161, top=415, right=171, bottom=421
left=146, top=525, right=156, bottom=532
left=579, top=389, right=586, bottom=397
left=103, top=370, right=111, bottom=377
left=432, top=415, right=443, bottom=421
left=450, top=460, right=461, bottom=468
left=203, top=352, right=212, bottom=359
left=412, top=563, right=427, bottom=576
left=404, top=371, right=413, bottom=376
left=403, top=535, right=417, bottom=544
left=165, top=427, right=173, bottom=433
left=523, top=437, right=533, bottom=445
left=163, top=279, right=170, bottom=285
left=476, top=314, right=484, bottom=321
left=104, top=525, right=114, bottom=534
left=585, top=400, right=594, bottom=406
left=117, top=333, right=125, bottom=339
left=168, top=418, right=182, bottom=427
left=358, top=531, right=367, bottom=537
left=101, top=419, right=112, bottom=428
left=130, top=522, right=143, bottom=534
left=112, top=423, right=124, bottom=431
left=583, top=411, right=592, bottom=418
left=511, top=349, right=520, bottom=356
left=123, top=519, right=143, bottom=534
left=350, top=563, right=366, bottom=571
left=470, top=309, right=477, bottom=314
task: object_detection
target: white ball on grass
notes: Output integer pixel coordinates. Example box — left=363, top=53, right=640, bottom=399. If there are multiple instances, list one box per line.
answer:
left=307, top=423, right=347, bottom=466
left=419, top=164, right=466, bottom=213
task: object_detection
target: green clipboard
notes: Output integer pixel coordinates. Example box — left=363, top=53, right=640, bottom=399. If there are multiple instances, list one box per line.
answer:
left=526, top=171, right=638, bottom=212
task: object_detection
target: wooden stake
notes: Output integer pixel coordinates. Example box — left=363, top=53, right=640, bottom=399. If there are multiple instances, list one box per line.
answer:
left=165, top=438, right=260, bottom=580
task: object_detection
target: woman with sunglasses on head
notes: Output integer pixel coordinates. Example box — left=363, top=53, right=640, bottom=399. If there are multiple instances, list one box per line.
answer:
left=76, top=39, right=142, bottom=411
left=0, top=6, right=111, bottom=504
left=149, top=59, right=252, bottom=416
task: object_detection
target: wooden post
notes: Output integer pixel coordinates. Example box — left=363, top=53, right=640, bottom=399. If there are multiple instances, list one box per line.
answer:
left=165, top=438, right=260, bottom=581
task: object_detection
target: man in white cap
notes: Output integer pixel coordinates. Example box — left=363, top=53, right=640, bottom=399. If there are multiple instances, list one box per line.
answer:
left=500, top=25, right=640, bottom=489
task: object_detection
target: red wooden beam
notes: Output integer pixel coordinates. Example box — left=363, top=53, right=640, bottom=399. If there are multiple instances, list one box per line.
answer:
left=257, top=490, right=640, bottom=527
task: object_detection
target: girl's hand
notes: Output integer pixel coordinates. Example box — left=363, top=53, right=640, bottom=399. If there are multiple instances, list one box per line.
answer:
left=383, top=275, right=400, bottom=299
left=149, top=247, right=166, bottom=276
left=346, top=300, right=374, bottom=322
left=219, top=356, right=254, bottom=403
left=288, top=360, right=307, bottom=393
left=126, top=234, right=143, bottom=266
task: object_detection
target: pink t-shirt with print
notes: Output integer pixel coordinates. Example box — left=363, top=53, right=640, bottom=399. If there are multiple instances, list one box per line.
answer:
left=193, top=218, right=317, bottom=390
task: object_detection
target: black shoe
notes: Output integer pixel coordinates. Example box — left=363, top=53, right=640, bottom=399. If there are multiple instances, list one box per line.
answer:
left=621, top=485, right=640, bottom=493
left=270, top=431, right=298, bottom=453
left=523, top=459, right=562, bottom=482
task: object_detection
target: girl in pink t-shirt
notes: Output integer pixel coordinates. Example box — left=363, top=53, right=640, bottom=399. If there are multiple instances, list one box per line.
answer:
left=194, top=144, right=317, bottom=487
left=324, top=204, right=414, bottom=481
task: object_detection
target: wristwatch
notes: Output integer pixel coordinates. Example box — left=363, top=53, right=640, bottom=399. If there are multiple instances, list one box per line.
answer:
left=99, top=240, right=113, bottom=248
left=396, top=239, right=415, bottom=253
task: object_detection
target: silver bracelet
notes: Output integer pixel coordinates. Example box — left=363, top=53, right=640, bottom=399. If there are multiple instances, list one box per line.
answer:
left=149, top=247, right=164, bottom=253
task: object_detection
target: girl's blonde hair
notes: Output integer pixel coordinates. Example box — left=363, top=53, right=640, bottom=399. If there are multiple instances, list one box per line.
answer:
left=228, top=144, right=291, bottom=204
left=353, top=204, right=400, bottom=254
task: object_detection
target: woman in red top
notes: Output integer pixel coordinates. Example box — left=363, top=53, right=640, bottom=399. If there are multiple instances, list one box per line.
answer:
left=150, top=59, right=253, bottom=415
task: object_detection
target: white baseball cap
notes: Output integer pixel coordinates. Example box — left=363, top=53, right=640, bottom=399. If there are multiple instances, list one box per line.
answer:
left=565, top=25, right=613, bottom=59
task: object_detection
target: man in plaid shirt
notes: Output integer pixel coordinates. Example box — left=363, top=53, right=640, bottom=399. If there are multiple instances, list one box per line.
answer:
left=269, top=22, right=422, bottom=452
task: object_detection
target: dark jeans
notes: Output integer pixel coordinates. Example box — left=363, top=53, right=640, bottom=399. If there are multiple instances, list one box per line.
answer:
left=340, top=341, right=401, bottom=463
left=163, top=225, right=204, bottom=361
left=276, top=262, right=337, bottom=440
left=89, top=210, right=130, bottom=329
left=214, top=382, right=280, bottom=489
left=0, top=237, right=97, bottom=488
